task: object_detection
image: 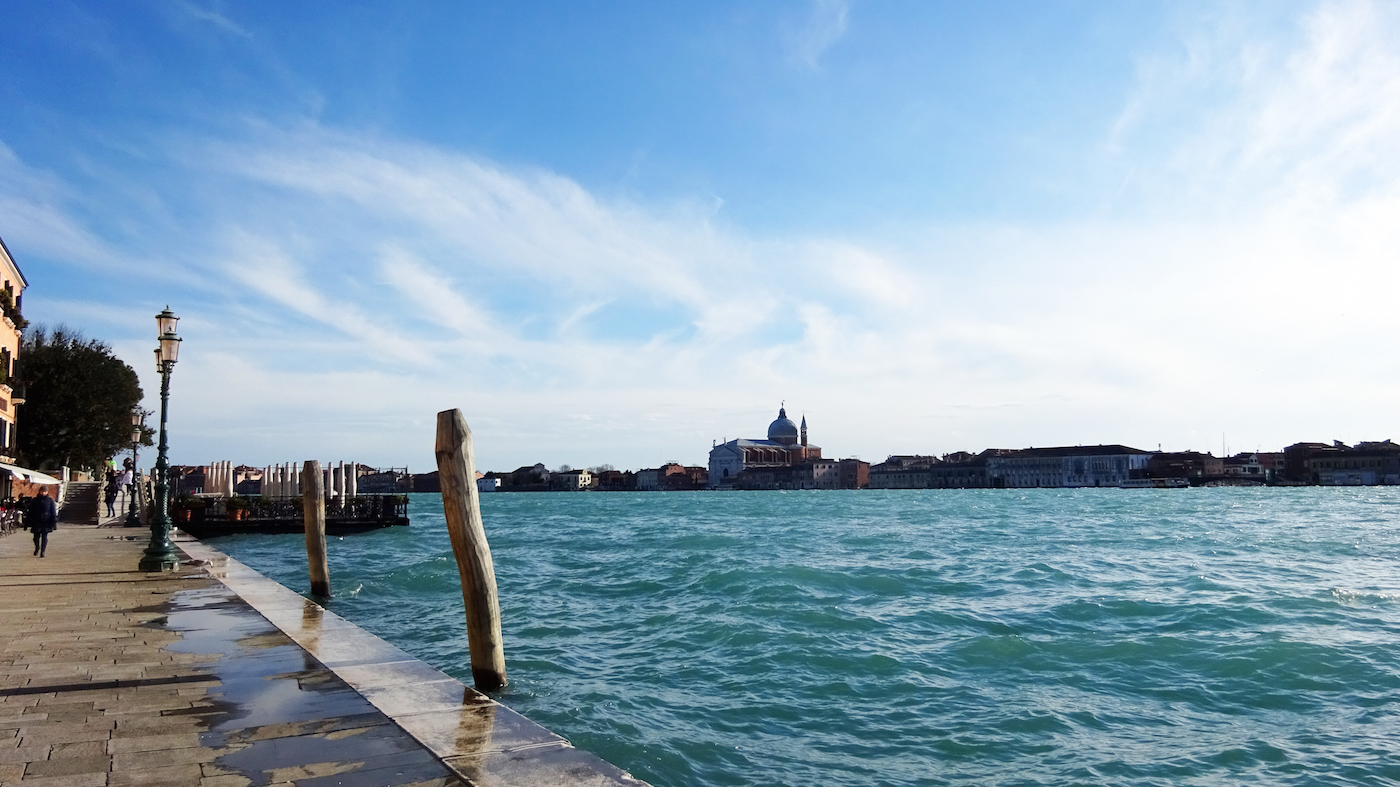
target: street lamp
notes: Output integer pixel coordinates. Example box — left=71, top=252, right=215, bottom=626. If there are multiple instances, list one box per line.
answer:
left=139, top=307, right=182, bottom=572
left=123, top=411, right=143, bottom=528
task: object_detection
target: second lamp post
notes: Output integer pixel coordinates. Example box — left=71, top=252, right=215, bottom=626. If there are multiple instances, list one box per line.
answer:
left=123, top=411, right=142, bottom=528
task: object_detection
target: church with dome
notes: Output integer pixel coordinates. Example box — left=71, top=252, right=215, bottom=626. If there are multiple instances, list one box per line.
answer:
left=707, top=406, right=826, bottom=488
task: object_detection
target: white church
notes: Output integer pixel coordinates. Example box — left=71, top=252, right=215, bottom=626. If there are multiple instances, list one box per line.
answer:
left=708, top=406, right=823, bottom=488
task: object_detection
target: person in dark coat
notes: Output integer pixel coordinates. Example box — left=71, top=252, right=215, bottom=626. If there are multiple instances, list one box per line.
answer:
left=104, top=479, right=118, bottom=517
left=29, top=487, right=57, bottom=557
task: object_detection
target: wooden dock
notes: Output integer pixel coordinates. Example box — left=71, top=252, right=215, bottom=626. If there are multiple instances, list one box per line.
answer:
left=174, top=495, right=410, bottom=539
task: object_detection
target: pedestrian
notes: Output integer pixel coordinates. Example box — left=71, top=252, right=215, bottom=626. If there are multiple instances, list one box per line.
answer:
left=104, top=481, right=118, bottom=518
left=29, top=487, right=57, bottom=558
left=117, top=464, right=134, bottom=507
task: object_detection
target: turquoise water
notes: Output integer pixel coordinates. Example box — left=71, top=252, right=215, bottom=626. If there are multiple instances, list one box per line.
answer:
left=208, top=489, right=1400, bottom=786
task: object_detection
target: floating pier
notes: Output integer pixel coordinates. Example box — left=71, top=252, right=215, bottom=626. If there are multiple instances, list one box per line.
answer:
left=174, top=495, right=410, bottom=538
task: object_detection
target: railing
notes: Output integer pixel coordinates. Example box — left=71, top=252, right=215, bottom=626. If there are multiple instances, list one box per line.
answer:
left=179, top=495, right=409, bottom=523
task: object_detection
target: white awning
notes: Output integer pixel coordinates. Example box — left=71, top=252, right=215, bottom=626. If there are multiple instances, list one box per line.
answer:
left=0, top=462, right=63, bottom=485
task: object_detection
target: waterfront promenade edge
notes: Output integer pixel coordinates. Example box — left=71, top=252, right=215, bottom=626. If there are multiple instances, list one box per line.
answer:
left=0, top=517, right=649, bottom=786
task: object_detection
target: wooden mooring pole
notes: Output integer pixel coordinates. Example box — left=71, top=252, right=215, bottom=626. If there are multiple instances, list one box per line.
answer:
left=302, top=459, right=331, bottom=599
left=435, top=409, right=507, bottom=690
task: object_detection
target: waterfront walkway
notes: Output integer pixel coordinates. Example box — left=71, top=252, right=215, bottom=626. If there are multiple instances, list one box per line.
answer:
left=0, top=515, right=646, bottom=786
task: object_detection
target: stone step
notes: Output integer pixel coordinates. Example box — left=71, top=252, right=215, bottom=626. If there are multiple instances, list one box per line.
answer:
left=59, top=482, right=100, bottom=525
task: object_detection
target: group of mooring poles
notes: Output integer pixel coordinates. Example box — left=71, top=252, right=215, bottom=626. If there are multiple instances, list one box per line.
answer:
left=298, top=408, right=506, bottom=691
left=266, top=461, right=357, bottom=502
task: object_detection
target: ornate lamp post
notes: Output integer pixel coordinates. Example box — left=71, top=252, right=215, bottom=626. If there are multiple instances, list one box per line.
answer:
left=123, top=412, right=143, bottom=528
left=139, top=308, right=182, bottom=572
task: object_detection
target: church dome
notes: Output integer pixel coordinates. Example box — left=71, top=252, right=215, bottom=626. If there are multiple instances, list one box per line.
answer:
left=767, top=407, right=800, bottom=445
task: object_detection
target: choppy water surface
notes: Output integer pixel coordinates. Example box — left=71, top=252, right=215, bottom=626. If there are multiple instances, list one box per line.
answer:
left=210, top=488, right=1400, bottom=786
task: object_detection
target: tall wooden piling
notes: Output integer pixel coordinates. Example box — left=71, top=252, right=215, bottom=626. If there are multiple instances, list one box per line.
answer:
left=302, top=459, right=331, bottom=599
left=435, top=409, right=507, bottom=690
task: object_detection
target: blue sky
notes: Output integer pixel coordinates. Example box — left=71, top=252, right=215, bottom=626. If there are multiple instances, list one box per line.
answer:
left=3, top=1, right=1399, bottom=471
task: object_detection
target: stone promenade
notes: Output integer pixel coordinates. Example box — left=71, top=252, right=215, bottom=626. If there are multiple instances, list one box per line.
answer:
left=0, top=516, right=646, bottom=787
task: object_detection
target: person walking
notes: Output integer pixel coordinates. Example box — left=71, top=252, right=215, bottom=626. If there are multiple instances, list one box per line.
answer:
left=118, top=460, right=134, bottom=509
left=104, top=477, right=119, bottom=518
left=29, top=487, right=57, bottom=557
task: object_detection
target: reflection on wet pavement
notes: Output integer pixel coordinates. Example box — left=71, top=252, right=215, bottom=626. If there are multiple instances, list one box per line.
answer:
left=0, top=523, right=474, bottom=787
left=165, top=581, right=466, bottom=786
left=174, top=533, right=650, bottom=786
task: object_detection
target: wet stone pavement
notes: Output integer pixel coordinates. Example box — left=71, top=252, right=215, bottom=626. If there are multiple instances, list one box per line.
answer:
left=0, top=518, right=648, bottom=786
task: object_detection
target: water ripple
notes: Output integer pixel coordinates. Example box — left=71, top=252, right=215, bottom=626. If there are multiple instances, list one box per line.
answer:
left=211, top=488, right=1400, bottom=786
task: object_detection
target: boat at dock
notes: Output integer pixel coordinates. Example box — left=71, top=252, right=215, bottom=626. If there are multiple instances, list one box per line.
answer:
left=1119, top=477, right=1190, bottom=489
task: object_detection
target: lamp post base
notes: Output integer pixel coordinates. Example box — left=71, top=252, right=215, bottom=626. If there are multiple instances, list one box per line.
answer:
left=138, top=550, right=181, bottom=572
left=139, top=520, right=180, bottom=572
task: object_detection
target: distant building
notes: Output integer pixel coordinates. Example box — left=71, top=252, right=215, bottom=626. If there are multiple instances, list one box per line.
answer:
left=550, top=469, right=594, bottom=491
left=234, top=465, right=264, bottom=495
left=1146, top=451, right=1223, bottom=480
left=839, top=458, right=870, bottom=489
left=506, top=464, right=550, bottom=491
left=1222, top=453, right=1267, bottom=482
left=634, top=466, right=665, bottom=491
left=410, top=471, right=441, bottom=493
left=359, top=468, right=412, bottom=493
left=927, top=456, right=988, bottom=488
left=675, top=465, right=709, bottom=490
left=635, top=463, right=704, bottom=491
left=1283, top=442, right=1337, bottom=483
left=0, top=235, right=25, bottom=468
left=594, top=469, right=635, bottom=491
left=1256, top=452, right=1285, bottom=480
left=868, top=455, right=935, bottom=489
left=987, top=445, right=1152, bottom=488
left=868, top=453, right=989, bottom=489
left=1304, top=440, right=1400, bottom=485
left=709, top=407, right=822, bottom=488
left=169, top=465, right=207, bottom=495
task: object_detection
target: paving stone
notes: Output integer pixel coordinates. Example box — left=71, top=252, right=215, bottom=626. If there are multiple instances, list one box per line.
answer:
left=107, top=761, right=205, bottom=786
left=13, top=771, right=109, bottom=787
left=17, top=724, right=112, bottom=745
left=111, top=744, right=222, bottom=770
left=20, top=753, right=110, bottom=777
left=107, top=731, right=204, bottom=753
left=50, top=739, right=109, bottom=758
left=0, top=743, right=49, bottom=763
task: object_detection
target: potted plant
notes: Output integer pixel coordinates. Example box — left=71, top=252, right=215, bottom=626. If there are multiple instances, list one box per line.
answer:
left=172, top=494, right=200, bottom=522
left=225, top=496, right=251, bottom=521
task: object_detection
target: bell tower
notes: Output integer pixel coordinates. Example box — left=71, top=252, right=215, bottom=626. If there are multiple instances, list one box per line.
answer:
left=800, top=415, right=808, bottom=447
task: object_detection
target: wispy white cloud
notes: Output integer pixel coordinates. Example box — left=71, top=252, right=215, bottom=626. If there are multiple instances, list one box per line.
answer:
left=175, top=1, right=250, bottom=37
left=1111, top=0, right=1400, bottom=213
left=785, top=0, right=849, bottom=70
left=7, top=1, right=1400, bottom=469
left=220, top=230, right=436, bottom=367
left=0, top=144, right=125, bottom=270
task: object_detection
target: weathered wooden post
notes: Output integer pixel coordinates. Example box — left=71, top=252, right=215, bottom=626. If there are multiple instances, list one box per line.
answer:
left=302, top=459, right=331, bottom=599
left=435, top=409, right=507, bottom=690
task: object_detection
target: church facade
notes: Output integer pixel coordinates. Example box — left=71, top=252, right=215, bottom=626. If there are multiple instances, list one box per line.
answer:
left=708, top=406, right=823, bottom=488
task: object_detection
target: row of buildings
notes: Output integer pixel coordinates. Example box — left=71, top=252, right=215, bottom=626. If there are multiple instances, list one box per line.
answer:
left=863, top=440, right=1400, bottom=489
left=469, top=409, right=1400, bottom=492
left=172, top=408, right=1400, bottom=495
